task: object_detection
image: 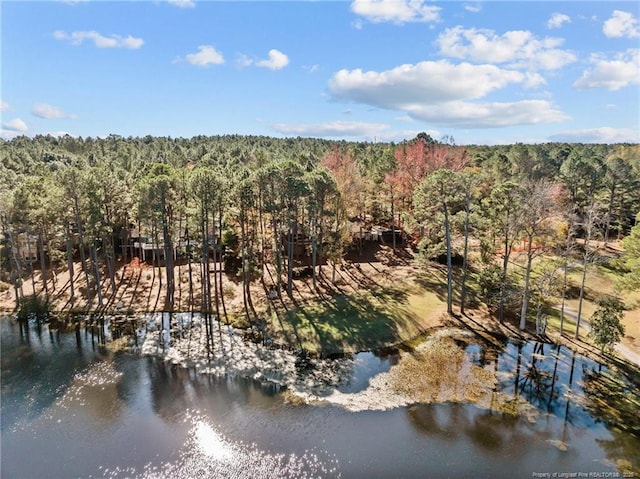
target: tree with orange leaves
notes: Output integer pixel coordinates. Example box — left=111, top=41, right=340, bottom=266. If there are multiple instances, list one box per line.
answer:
left=320, top=145, right=365, bottom=218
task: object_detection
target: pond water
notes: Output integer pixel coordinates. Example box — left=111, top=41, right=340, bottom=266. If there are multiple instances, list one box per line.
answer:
left=1, top=316, right=639, bottom=478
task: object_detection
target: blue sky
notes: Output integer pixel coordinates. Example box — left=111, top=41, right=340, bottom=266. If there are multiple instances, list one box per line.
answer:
left=1, top=0, right=639, bottom=144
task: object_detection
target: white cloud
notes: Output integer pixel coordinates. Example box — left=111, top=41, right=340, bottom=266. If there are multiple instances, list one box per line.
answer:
left=271, top=120, right=429, bottom=141
left=236, top=54, right=253, bottom=68
left=603, top=10, right=639, bottom=39
left=239, top=49, right=289, bottom=70
left=2, top=118, right=28, bottom=132
left=523, top=72, right=547, bottom=89
left=53, top=30, right=144, bottom=49
left=330, top=60, right=533, bottom=106
left=272, top=120, right=390, bottom=137
left=32, top=103, right=75, bottom=119
left=328, top=60, right=568, bottom=128
left=167, top=0, right=195, bottom=8
left=402, top=100, right=568, bottom=128
left=573, top=49, right=640, bottom=91
left=464, top=3, right=482, bottom=13
left=256, top=49, right=289, bottom=70
left=184, top=45, right=225, bottom=66
left=547, top=13, right=571, bottom=29
left=0, top=130, right=20, bottom=140
left=0, top=101, right=10, bottom=112
left=376, top=129, right=437, bottom=142
left=351, top=0, right=441, bottom=25
left=436, top=26, right=576, bottom=70
left=549, top=127, right=640, bottom=143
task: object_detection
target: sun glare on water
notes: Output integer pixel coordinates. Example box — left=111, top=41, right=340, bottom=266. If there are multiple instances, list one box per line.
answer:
left=194, top=421, right=234, bottom=461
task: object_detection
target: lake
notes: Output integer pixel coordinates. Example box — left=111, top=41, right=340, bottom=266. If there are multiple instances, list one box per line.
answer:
left=1, top=315, right=638, bottom=478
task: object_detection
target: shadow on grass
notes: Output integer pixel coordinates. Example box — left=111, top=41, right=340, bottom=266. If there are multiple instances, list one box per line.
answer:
left=278, top=282, right=430, bottom=354
left=413, top=265, right=482, bottom=311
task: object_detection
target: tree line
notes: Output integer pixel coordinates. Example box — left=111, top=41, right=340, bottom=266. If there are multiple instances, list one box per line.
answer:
left=1, top=133, right=639, bottom=340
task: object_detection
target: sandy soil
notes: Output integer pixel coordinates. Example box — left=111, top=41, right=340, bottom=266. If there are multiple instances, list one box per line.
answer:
left=0, top=246, right=415, bottom=313
left=0, top=244, right=448, bottom=350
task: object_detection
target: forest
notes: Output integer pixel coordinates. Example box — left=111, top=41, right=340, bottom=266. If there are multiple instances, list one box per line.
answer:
left=1, top=133, right=639, bottom=355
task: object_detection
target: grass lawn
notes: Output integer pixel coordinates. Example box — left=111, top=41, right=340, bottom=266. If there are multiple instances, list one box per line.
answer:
left=544, top=307, right=577, bottom=337
left=518, top=253, right=640, bottom=350
left=250, top=250, right=639, bottom=356
left=270, top=280, right=446, bottom=354
left=622, top=308, right=640, bottom=351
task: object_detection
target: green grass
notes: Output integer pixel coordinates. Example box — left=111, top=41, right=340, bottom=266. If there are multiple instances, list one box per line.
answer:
left=262, top=251, right=638, bottom=355
left=271, top=282, right=445, bottom=354
left=544, top=307, right=578, bottom=337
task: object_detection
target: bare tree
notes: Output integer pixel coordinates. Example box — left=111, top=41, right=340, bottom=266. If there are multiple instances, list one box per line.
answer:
left=518, top=180, right=556, bottom=331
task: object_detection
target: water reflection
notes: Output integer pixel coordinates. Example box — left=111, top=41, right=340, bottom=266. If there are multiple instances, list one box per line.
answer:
left=2, top=316, right=639, bottom=478
left=581, top=368, right=640, bottom=474
left=409, top=402, right=532, bottom=454
left=465, top=338, right=640, bottom=475
left=0, top=316, right=105, bottom=431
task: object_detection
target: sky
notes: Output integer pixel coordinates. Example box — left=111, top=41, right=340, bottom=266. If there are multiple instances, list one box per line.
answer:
left=1, top=0, right=639, bottom=145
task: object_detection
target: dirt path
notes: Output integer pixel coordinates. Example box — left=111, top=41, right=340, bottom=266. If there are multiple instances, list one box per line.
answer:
left=558, top=305, right=640, bottom=366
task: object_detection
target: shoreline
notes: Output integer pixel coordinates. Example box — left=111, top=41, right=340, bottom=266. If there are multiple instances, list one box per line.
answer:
left=4, top=302, right=638, bottom=375
left=2, top=248, right=638, bottom=369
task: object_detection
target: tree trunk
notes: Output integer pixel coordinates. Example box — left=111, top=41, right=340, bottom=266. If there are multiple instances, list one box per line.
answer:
left=240, top=206, right=250, bottom=323
left=218, top=209, right=228, bottom=324
left=177, top=208, right=183, bottom=306
left=312, top=234, right=318, bottom=290
left=73, top=195, right=91, bottom=298
left=391, top=187, right=396, bottom=252
left=444, top=204, right=453, bottom=315
left=311, top=215, right=318, bottom=290
left=246, top=206, right=258, bottom=316
left=317, top=212, right=324, bottom=279
left=519, top=233, right=535, bottom=331
left=105, top=238, right=116, bottom=295
left=575, top=207, right=593, bottom=339
left=460, top=204, right=470, bottom=315
left=91, top=245, right=104, bottom=308
left=6, top=228, right=24, bottom=305
left=272, top=216, right=282, bottom=294
left=161, top=201, right=174, bottom=310
left=617, top=195, right=625, bottom=240
left=201, top=209, right=212, bottom=358
left=287, top=211, right=295, bottom=297
left=498, top=232, right=510, bottom=324
left=65, top=223, right=75, bottom=301
left=560, top=251, right=568, bottom=336
left=186, top=221, right=194, bottom=311
left=212, top=217, right=220, bottom=321
left=603, top=183, right=615, bottom=246
left=258, top=184, right=266, bottom=267
left=27, top=233, right=36, bottom=295
left=38, top=232, right=48, bottom=297
left=575, top=252, right=589, bottom=339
